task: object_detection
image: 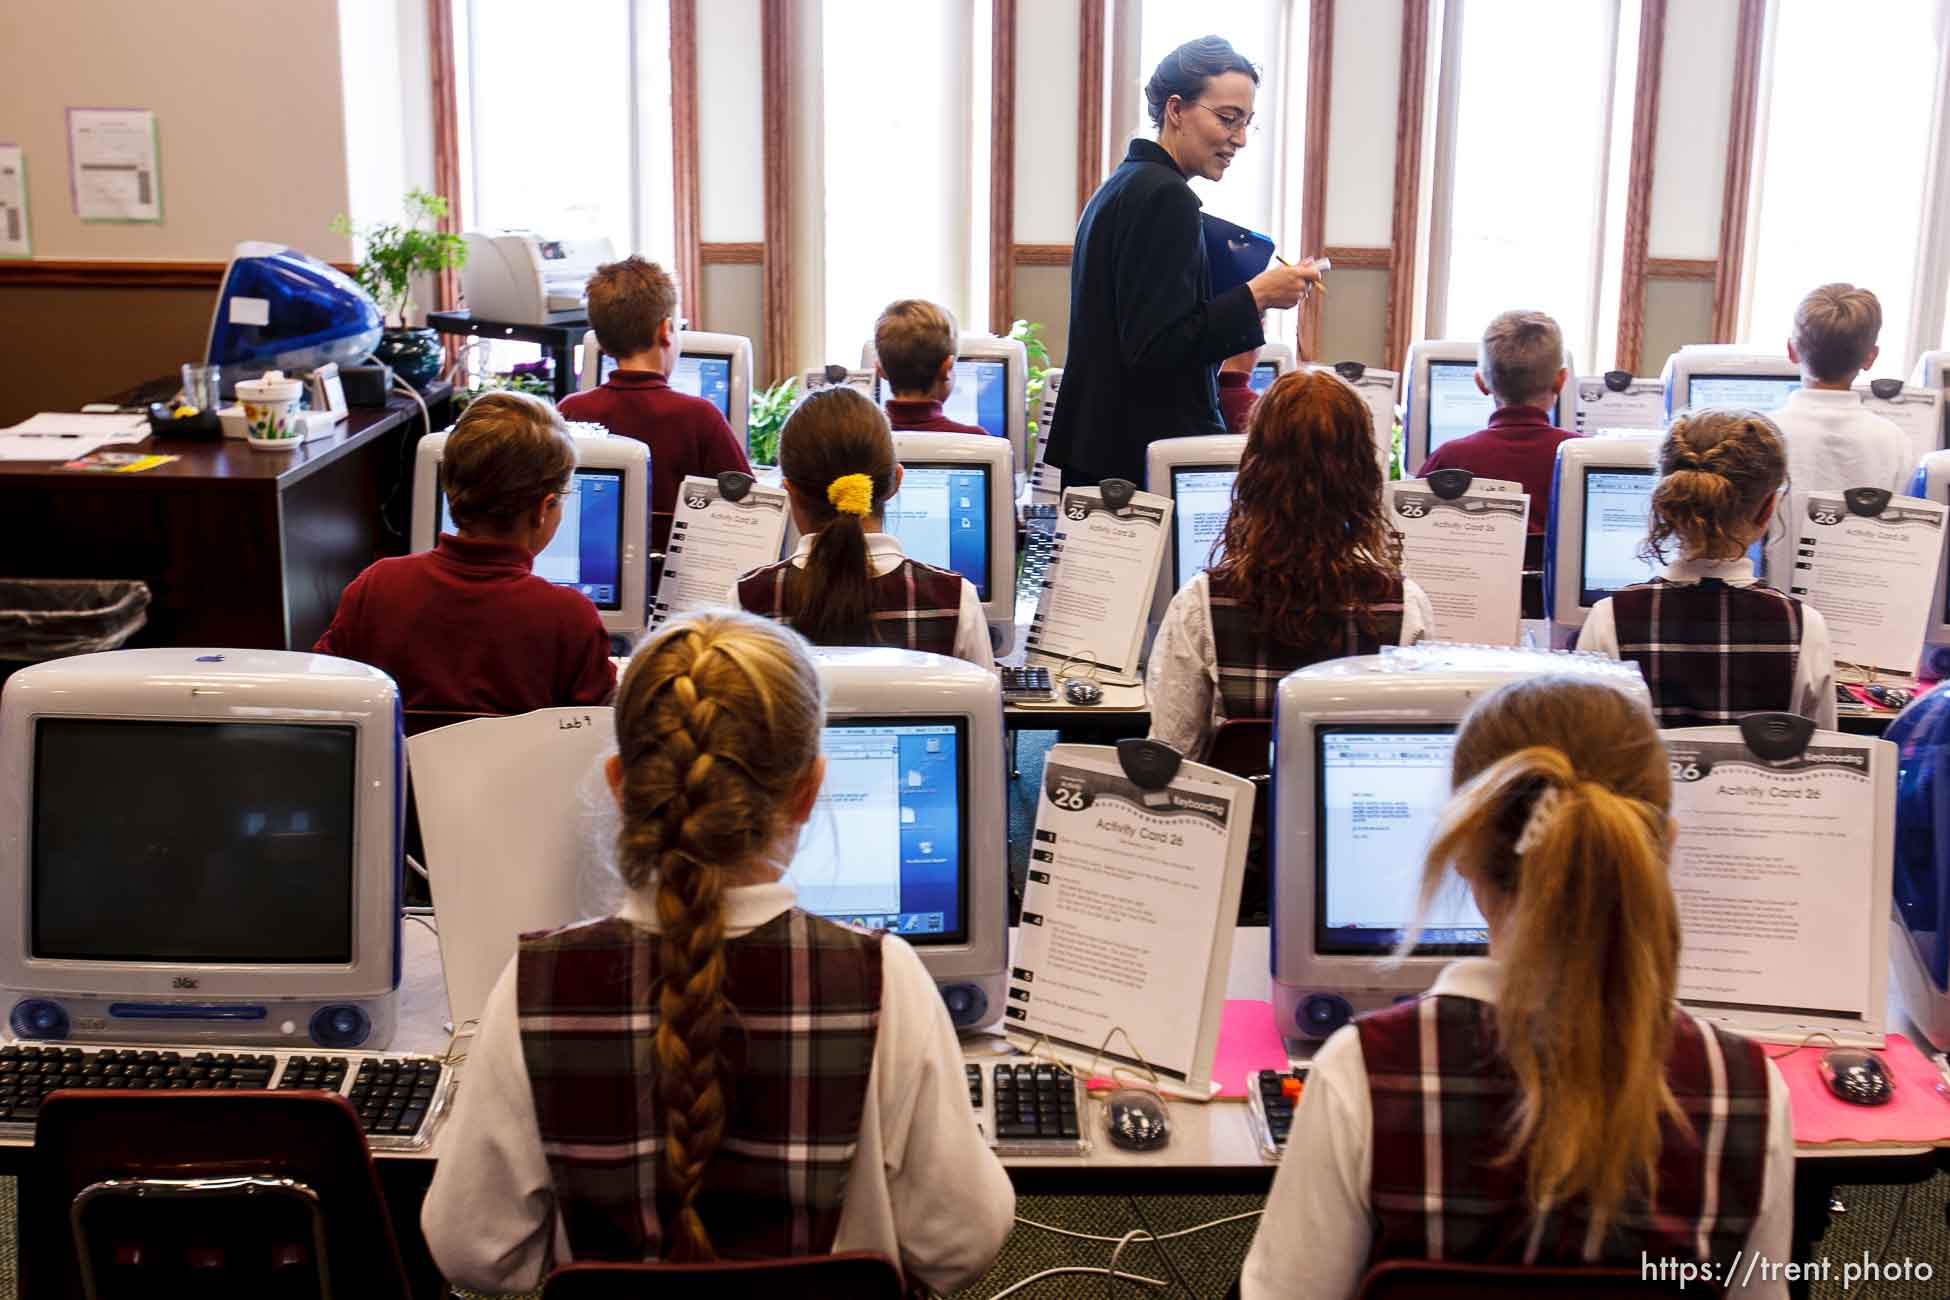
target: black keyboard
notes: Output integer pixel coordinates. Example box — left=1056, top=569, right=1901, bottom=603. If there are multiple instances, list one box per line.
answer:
left=974, top=1062, right=1085, bottom=1154
left=0, top=1043, right=454, bottom=1151
left=1013, top=529, right=1058, bottom=631
left=1023, top=503, right=1058, bottom=533
left=1000, top=666, right=1054, bottom=702
left=1246, top=1068, right=1305, bottom=1160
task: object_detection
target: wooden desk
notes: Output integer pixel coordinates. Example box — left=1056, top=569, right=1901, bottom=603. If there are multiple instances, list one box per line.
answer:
left=0, top=386, right=450, bottom=651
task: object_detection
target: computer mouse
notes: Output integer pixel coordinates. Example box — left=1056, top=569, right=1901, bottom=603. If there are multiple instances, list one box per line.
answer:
left=1063, top=679, right=1102, bottom=707
left=1105, top=1089, right=1170, bottom=1150
left=1819, top=1048, right=1893, bottom=1106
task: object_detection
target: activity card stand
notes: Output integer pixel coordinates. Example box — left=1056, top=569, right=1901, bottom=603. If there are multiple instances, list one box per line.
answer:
left=1574, top=371, right=1665, bottom=433
left=1312, top=360, right=1402, bottom=474
left=1788, top=487, right=1946, bottom=683
left=1857, top=377, right=1944, bottom=467
left=1663, top=713, right=1894, bottom=1048
left=1385, top=469, right=1529, bottom=645
left=1023, top=479, right=1172, bottom=685
left=652, top=471, right=791, bottom=628
left=801, top=364, right=876, bottom=400
left=1005, top=738, right=1253, bottom=1099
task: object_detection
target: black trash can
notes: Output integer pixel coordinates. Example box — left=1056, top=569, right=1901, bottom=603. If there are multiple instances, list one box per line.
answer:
left=0, top=579, right=152, bottom=683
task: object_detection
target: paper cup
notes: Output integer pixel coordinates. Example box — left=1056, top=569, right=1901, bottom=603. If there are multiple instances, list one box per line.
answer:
left=236, top=371, right=305, bottom=446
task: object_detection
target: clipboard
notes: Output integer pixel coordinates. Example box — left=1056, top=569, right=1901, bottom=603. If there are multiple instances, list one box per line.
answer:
left=1201, top=214, right=1276, bottom=298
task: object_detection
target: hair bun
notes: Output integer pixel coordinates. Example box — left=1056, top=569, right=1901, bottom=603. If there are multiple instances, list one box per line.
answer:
left=827, top=473, right=874, bottom=516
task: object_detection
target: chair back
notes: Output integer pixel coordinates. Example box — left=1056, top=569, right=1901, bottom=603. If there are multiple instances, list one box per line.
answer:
left=1205, top=718, right=1272, bottom=780
left=542, top=1252, right=904, bottom=1300
left=408, top=707, right=618, bottom=1027
left=402, top=708, right=502, bottom=738
left=29, top=1090, right=409, bottom=1300
left=1358, top=1260, right=1693, bottom=1299
left=1203, top=718, right=1273, bottom=923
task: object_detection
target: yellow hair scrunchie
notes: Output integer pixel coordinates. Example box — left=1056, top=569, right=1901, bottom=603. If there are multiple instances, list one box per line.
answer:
left=827, top=473, right=875, bottom=517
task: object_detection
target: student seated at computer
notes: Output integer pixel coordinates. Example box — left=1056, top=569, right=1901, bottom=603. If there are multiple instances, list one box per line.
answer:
left=313, top=391, right=614, bottom=712
left=559, top=255, right=751, bottom=552
left=1240, top=676, right=1791, bottom=1300
left=422, top=611, right=1013, bottom=1292
left=1762, top=282, right=1914, bottom=580
left=1217, top=342, right=1260, bottom=435
left=731, top=387, right=996, bottom=667
left=875, top=298, right=988, bottom=436
left=1418, top=309, right=1575, bottom=564
left=1147, top=370, right=1432, bottom=760
left=1577, top=409, right=1836, bottom=729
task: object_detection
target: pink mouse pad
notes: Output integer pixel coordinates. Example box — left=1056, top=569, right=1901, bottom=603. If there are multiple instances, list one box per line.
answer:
left=1775, top=1034, right=1950, bottom=1147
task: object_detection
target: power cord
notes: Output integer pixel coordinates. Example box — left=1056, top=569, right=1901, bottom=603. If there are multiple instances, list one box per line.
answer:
left=377, top=366, right=435, bottom=539
left=994, top=1210, right=1265, bottom=1300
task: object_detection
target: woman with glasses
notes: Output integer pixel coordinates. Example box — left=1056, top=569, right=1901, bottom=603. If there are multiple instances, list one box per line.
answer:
left=1044, top=35, right=1322, bottom=490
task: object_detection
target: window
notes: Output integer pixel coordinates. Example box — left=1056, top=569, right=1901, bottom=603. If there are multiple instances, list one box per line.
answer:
left=1744, top=0, right=1943, bottom=377
left=1431, top=0, right=1633, bottom=371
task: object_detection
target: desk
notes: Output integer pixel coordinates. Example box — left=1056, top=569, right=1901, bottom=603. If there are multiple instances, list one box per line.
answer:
left=426, top=310, right=587, bottom=402
left=0, top=387, right=449, bottom=651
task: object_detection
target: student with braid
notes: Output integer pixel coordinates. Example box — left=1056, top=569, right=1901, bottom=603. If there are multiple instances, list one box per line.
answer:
left=731, top=386, right=995, bottom=667
left=422, top=612, right=1013, bottom=1292
left=1577, top=409, right=1835, bottom=729
left=1241, top=677, right=1792, bottom=1298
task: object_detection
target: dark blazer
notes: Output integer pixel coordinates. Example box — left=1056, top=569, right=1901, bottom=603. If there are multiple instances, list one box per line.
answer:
left=1045, top=139, right=1264, bottom=488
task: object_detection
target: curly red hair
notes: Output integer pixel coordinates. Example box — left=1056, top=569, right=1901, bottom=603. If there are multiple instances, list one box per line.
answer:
left=1205, top=369, right=1400, bottom=647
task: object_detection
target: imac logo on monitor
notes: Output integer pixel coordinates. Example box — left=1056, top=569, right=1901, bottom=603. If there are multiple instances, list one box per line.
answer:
left=439, top=469, right=625, bottom=609
left=883, top=464, right=992, bottom=600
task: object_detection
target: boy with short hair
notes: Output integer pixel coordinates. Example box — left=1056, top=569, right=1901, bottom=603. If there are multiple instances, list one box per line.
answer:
left=559, top=256, right=751, bottom=551
left=875, top=299, right=988, bottom=436
left=1217, top=344, right=1261, bottom=434
left=315, top=391, right=615, bottom=712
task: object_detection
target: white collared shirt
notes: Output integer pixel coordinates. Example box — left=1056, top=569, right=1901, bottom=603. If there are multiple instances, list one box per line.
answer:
left=1764, top=387, right=1917, bottom=582
left=421, top=881, right=1014, bottom=1294
left=727, top=531, right=995, bottom=669
left=1239, top=959, right=1795, bottom=1300
left=1145, top=571, right=1435, bottom=762
left=1578, top=555, right=1837, bottom=729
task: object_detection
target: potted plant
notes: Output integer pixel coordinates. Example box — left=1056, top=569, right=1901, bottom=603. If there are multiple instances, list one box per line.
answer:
left=332, top=189, right=468, bottom=390
left=746, top=375, right=800, bottom=466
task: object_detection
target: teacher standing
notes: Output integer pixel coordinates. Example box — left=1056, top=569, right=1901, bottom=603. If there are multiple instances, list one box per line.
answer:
left=1046, top=36, right=1321, bottom=489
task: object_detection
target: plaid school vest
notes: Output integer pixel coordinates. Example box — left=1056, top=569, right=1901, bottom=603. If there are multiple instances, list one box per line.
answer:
left=1205, top=571, right=1406, bottom=719
left=517, top=910, right=883, bottom=1265
left=1608, top=579, right=1804, bottom=727
left=738, top=557, right=964, bottom=656
left=1359, top=995, right=1772, bottom=1291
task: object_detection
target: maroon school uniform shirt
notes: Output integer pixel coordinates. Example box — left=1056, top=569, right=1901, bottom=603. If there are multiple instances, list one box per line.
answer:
left=885, top=397, right=989, bottom=437
left=313, top=534, right=615, bottom=713
left=1417, top=405, right=1575, bottom=536
left=1217, top=370, right=1256, bottom=434
left=558, top=369, right=752, bottom=551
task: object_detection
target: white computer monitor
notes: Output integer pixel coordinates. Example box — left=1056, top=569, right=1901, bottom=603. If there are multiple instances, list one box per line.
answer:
left=1251, top=341, right=1296, bottom=394
left=1271, top=648, right=1651, bottom=1039
left=862, top=334, right=1029, bottom=469
left=410, top=430, right=650, bottom=635
left=1659, top=346, right=1800, bottom=419
left=1144, top=434, right=1246, bottom=631
left=1543, top=434, right=1662, bottom=644
left=0, top=648, right=404, bottom=1048
left=789, top=648, right=1008, bottom=1031
left=1403, top=338, right=1577, bottom=474
left=887, top=431, right=1019, bottom=655
left=1913, top=451, right=1950, bottom=679
left=578, top=328, right=755, bottom=446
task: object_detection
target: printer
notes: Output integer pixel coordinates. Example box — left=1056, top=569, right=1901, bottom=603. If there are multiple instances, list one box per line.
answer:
left=460, top=232, right=614, bottom=323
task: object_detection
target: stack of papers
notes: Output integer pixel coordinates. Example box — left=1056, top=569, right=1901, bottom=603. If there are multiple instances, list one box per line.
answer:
left=0, top=413, right=151, bottom=461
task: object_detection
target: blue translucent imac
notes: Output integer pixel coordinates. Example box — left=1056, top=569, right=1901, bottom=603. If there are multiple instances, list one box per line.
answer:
left=205, top=242, right=383, bottom=392
left=1889, top=688, right=1950, bottom=1049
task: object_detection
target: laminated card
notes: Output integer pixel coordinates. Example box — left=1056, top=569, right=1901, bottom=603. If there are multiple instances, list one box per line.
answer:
left=1788, top=490, right=1946, bottom=681
left=1575, top=375, right=1666, bottom=433
left=653, top=473, right=790, bottom=627
left=1385, top=475, right=1528, bottom=645
left=1023, top=484, right=1172, bottom=684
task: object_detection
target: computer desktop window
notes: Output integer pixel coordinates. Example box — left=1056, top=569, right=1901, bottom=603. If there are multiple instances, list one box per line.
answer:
left=943, top=358, right=1010, bottom=440
left=1250, top=362, right=1278, bottom=394
left=671, top=354, right=733, bottom=419
left=1687, top=375, right=1799, bottom=413
left=882, top=464, right=991, bottom=599
left=792, top=719, right=967, bottom=941
left=1579, top=468, right=1659, bottom=607
left=1426, top=361, right=1495, bottom=454
left=1315, top=727, right=1487, bottom=955
left=33, top=719, right=357, bottom=964
left=439, top=468, right=625, bottom=610
left=1172, top=467, right=1237, bottom=588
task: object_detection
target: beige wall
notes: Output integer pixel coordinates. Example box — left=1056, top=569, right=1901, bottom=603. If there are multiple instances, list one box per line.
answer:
left=1316, top=268, right=1391, bottom=371
left=1643, top=279, right=1718, bottom=378
left=702, top=262, right=769, bottom=386
left=1013, top=264, right=1072, bottom=368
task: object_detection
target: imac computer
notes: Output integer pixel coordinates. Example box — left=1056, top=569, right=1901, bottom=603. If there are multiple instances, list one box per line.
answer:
left=0, top=649, right=404, bottom=1048
left=1403, top=339, right=1577, bottom=475
left=789, top=648, right=1008, bottom=1031
left=410, top=429, right=650, bottom=636
left=887, top=431, right=1020, bottom=655
left=1660, top=346, right=1799, bottom=419
left=1144, top=434, right=1246, bottom=630
left=1912, top=451, right=1950, bottom=679
left=578, top=328, right=755, bottom=446
left=1543, top=434, right=1661, bottom=647
left=1252, top=341, right=1297, bottom=393
left=1271, top=647, right=1651, bottom=1039
left=863, top=334, right=1030, bottom=469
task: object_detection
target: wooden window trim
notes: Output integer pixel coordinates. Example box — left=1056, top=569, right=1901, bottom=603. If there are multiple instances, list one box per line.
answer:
left=427, top=0, right=464, bottom=316
left=761, top=0, right=793, bottom=378
left=670, top=0, right=704, bottom=324
left=1077, top=0, right=1107, bottom=218
left=1712, top=0, right=1766, bottom=342
left=1385, top=0, right=1433, bottom=372
left=1613, top=0, right=1667, bottom=375
left=990, top=0, right=1019, bottom=331
left=1297, top=0, right=1335, bottom=361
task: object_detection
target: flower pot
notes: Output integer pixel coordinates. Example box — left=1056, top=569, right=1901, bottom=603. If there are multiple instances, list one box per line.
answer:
left=376, top=327, right=443, bottom=391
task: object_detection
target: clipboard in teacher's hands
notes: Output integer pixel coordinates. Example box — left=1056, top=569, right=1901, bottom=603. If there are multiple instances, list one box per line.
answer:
left=1201, top=213, right=1276, bottom=296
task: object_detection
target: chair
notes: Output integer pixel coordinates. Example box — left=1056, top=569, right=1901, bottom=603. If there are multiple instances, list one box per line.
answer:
left=542, top=1252, right=904, bottom=1300
left=402, top=707, right=501, bottom=738
left=400, top=709, right=505, bottom=905
left=1357, top=1260, right=1694, bottom=1299
left=29, top=1089, right=410, bottom=1300
left=1205, top=719, right=1273, bottom=924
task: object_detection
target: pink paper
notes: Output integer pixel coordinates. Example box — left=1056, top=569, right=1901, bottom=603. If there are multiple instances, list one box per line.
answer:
left=1777, top=1033, right=1950, bottom=1147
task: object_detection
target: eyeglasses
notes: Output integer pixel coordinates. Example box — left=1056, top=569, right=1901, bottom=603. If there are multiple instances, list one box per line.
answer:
left=1189, top=101, right=1259, bottom=137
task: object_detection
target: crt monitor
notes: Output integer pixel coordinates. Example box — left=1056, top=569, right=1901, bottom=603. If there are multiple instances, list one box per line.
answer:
left=788, top=648, right=1007, bottom=1031
left=1403, top=338, right=1578, bottom=474
left=0, top=648, right=403, bottom=1049
left=888, top=431, right=1019, bottom=655
left=864, top=334, right=1030, bottom=471
left=410, top=429, right=650, bottom=635
left=578, top=328, right=755, bottom=446
left=1543, top=434, right=1661, bottom=641
left=1252, top=341, right=1297, bottom=393
left=1660, top=346, right=1799, bottom=419
left=1271, top=647, right=1651, bottom=1039
left=1144, top=434, right=1246, bottom=631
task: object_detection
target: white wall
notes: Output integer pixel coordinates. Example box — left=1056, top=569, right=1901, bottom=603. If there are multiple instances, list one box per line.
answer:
left=1015, top=0, right=1082, bottom=242
left=1647, top=0, right=1738, bottom=259
left=1323, top=0, right=1402, bottom=247
left=698, top=0, right=766, bottom=244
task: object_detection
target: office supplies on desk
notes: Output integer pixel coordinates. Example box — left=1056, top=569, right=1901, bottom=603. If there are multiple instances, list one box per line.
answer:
left=461, top=231, right=613, bottom=322
left=973, top=1062, right=1088, bottom=1155
left=1246, top=1068, right=1306, bottom=1158
left=236, top=369, right=306, bottom=447
left=1210, top=999, right=1290, bottom=1100
left=1775, top=1034, right=1950, bottom=1147
left=1000, top=666, right=1053, bottom=702
left=61, top=451, right=178, bottom=473
left=207, top=243, right=383, bottom=393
